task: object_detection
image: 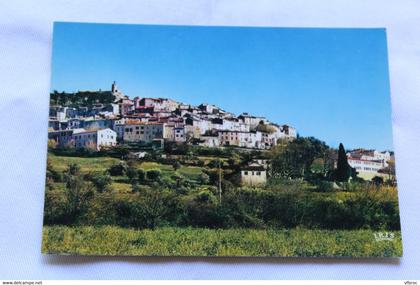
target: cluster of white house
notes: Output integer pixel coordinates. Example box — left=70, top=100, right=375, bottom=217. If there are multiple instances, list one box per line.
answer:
left=239, top=149, right=394, bottom=186
left=48, top=82, right=393, bottom=184
left=48, top=128, right=117, bottom=151
left=48, top=82, right=297, bottom=151
left=346, top=149, right=392, bottom=180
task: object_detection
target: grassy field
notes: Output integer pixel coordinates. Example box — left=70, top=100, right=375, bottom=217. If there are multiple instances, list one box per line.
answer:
left=138, top=161, right=203, bottom=180
left=48, top=154, right=120, bottom=173
left=42, top=226, right=402, bottom=257
left=48, top=153, right=205, bottom=193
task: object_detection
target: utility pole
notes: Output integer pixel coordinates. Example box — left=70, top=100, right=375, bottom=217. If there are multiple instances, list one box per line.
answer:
left=218, top=159, right=222, bottom=203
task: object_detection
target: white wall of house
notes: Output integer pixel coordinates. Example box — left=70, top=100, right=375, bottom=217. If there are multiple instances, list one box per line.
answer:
left=173, top=127, right=186, bottom=142
left=185, top=125, right=201, bottom=139
left=71, top=128, right=116, bottom=150
left=199, top=135, right=219, bottom=147
left=56, top=109, right=66, bottom=122
left=239, top=114, right=267, bottom=129
left=221, top=119, right=250, bottom=132
left=348, top=158, right=386, bottom=180
left=238, top=131, right=261, bottom=148
left=111, top=103, right=119, bottom=115
left=194, top=119, right=212, bottom=134
left=164, top=125, right=175, bottom=140
left=241, top=169, right=267, bottom=186
left=96, top=128, right=117, bottom=150
left=348, top=158, right=384, bottom=172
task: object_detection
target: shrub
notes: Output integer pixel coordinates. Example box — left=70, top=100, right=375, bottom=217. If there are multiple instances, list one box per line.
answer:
left=90, top=173, right=112, bottom=193
left=108, top=162, right=127, bottom=176
left=46, top=160, right=63, bottom=183
left=63, top=168, right=95, bottom=224
left=185, top=191, right=222, bottom=228
left=172, top=161, right=181, bottom=171
left=204, top=168, right=224, bottom=186
left=137, top=169, right=145, bottom=182
left=85, top=193, right=117, bottom=225
left=126, top=167, right=138, bottom=183
left=198, top=173, right=210, bottom=185
left=207, top=159, right=221, bottom=169
left=372, top=176, right=384, bottom=185
left=131, top=183, right=149, bottom=194
left=146, top=169, right=161, bottom=181
left=43, top=189, right=68, bottom=225
left=114, top=189, right=180, bottom=229
left=196, top=190, right=217, bottom=203
left=315, top=181, right=335, bottom=193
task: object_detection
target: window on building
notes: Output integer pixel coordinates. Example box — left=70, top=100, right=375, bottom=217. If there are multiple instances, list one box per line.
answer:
left=244, top=171, right=248, bottom=175
left=256, top=171, right=261, bottom=176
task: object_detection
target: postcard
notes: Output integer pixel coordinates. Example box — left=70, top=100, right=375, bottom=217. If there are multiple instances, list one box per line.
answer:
left=42, top=22, right=402, bottom=257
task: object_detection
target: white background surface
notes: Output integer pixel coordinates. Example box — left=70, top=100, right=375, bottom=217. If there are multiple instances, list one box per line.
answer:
left=0, top=0, right=419, bottom=279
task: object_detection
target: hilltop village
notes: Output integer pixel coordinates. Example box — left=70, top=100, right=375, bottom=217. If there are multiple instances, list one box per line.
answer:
left=48, top=82, right=393, bottom=183
left=48, top=82, right=297, bottom=151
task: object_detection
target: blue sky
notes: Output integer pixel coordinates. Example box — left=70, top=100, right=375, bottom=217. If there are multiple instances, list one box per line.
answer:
left=51, top=22, right=394, bottom=150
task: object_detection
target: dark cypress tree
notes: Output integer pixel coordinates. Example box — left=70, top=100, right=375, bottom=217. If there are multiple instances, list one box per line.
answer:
left=335, top=143, right=351, bottom=182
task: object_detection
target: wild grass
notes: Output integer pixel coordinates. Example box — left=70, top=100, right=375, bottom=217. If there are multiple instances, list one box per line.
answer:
left=48, top=153, right=119, bottom=173
left=48, top=154, right=204, bottom=192
left=42, top=226, right=402, bottom=257
left=138, top=161, right=203, bottom=180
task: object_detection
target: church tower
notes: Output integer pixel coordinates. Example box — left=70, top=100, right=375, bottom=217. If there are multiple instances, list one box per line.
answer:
left=111, top=81, right=118, bottom=93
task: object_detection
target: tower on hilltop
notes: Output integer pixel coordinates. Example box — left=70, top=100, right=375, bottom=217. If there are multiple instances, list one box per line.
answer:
left=111, top=81, right=118, bottom=93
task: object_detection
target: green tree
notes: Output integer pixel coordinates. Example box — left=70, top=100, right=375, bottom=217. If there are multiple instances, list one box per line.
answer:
left=379, top=160, right=396, bottom=184
left=146, top=169, right=161, bottom=181
left=372, top=176, right=384, bottom=185
left=126, top=167, right=138, bottom=183
left=108, top=162, right=127, bottom=176
left=90, top=173, right=112, bottom=193
left=172, top=161, right=181, bottom=171
left=137, top=169, right=146, bottom=183
left=256, top=122, right=277, bottom=134
left=198, top=173, right=210, bottom=185
left=334, top=143, right=351, bottom=182
left=270, top=137, right=329, bottom=179
left=63, top=164, right=94, bottom=224
left=46, top=158, right=62, bottom=183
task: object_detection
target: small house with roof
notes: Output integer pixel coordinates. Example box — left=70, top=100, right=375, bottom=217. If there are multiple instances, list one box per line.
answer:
left=241, top=162, right=267, bottom=186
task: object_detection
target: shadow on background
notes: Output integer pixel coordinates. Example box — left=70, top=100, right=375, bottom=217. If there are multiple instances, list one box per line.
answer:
left=42, top=254, right=401, bottom=266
